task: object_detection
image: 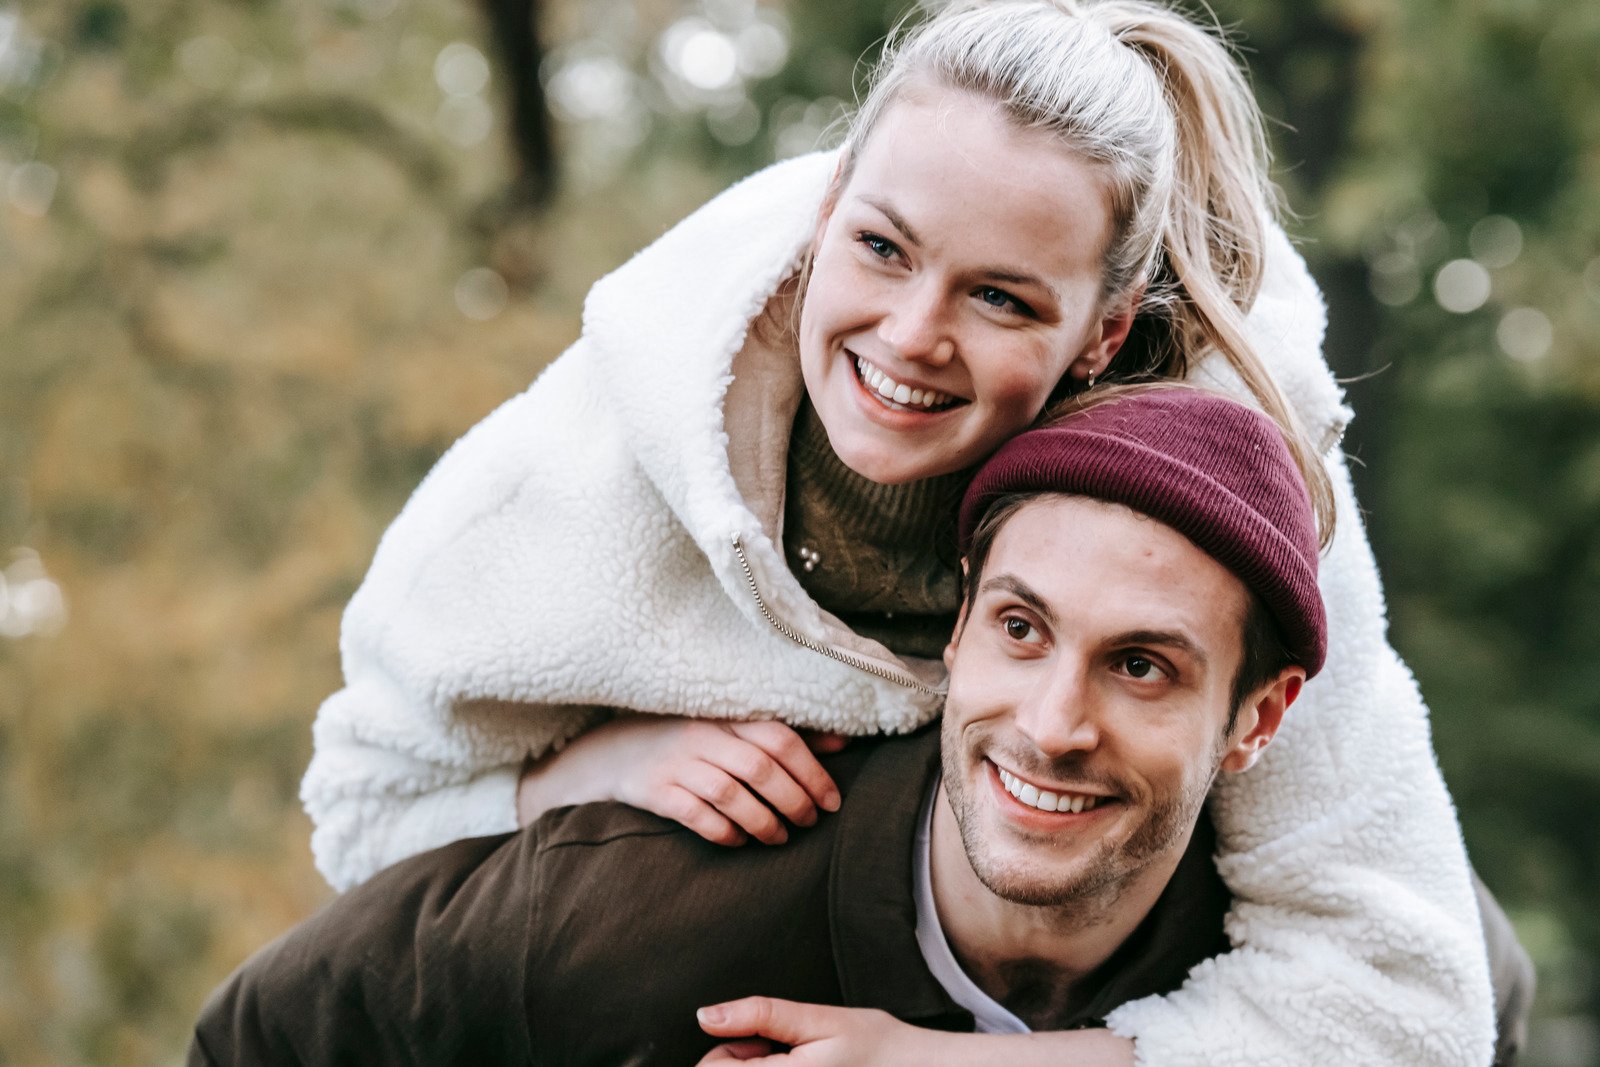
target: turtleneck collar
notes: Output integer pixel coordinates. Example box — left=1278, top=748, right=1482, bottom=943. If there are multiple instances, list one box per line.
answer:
left=782, top=400, right=966, bottom=659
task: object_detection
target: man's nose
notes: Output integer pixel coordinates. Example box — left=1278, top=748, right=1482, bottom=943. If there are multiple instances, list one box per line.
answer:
left=1012, top=662, right=1101, bottom=758
left=878, top=279, right=955, bottom=367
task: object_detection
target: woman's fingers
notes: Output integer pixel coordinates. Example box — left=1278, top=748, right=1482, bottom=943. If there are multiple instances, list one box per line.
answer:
left=652, top=785, right=749, bottom=847
left=698, top=728, right=821, bottom=830
left=729, top=721, right=842, bottom=815
left=695, top=1039, right=778, bottom=1063
left=605, top=718, right=844, bottom=846
left=800, top=730, right=850, bottom=756
left=678, top=760, right=790, bottom=845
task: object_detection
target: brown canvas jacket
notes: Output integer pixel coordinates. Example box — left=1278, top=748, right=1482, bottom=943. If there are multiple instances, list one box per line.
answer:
left=191, top=729, right=1230, bottom=1066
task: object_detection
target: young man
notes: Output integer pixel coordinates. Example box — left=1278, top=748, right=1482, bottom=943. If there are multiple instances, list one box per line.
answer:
left=189, top=388, right=1333, bottom=1065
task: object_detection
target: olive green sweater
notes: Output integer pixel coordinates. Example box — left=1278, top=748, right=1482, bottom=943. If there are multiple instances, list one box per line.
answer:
left=781, top=401, right=965, bottom=659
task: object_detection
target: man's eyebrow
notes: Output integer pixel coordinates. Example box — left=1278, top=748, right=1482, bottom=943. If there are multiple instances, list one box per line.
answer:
left=1111, top=629, right=1210, bottom=671
left=977, top=574, right=1058, bottom=627
left=859, top=195, right=921, bottom=246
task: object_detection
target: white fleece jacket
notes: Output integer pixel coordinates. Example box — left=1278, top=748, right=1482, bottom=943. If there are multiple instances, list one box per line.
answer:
left=302, top=152, right=1495, bottom=1065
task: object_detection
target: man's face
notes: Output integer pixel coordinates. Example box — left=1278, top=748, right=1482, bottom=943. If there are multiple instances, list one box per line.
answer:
left=940, top=494, right=1283, bottom=908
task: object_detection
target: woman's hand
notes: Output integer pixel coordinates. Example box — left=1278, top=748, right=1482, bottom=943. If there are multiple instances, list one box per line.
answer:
left=515, top=716, right=844, bottom=845
left=694, top=997, right=1137, bottom=1066
left=695, top=1000, right=919, bottom=1065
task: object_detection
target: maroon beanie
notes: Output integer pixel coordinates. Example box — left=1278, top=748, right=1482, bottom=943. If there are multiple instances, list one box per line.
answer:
left=957, top=388, right=1327, bottom=677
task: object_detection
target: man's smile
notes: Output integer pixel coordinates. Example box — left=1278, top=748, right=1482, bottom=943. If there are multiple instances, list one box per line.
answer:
left=984, top=758, right=1120, bottom=818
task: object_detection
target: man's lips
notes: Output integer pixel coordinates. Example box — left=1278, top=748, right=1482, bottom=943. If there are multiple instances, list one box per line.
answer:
left=988, top=759, right=1117, bottom=815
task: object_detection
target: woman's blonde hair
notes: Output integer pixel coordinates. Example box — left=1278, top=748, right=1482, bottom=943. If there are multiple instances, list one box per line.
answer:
left=827, top=0, right=1335, bottom=545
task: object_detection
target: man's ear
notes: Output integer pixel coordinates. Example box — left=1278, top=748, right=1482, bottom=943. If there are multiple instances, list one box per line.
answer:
left=1219, top=666, right=1304, bottom=774
left=944, top=560, right=971, bottom=672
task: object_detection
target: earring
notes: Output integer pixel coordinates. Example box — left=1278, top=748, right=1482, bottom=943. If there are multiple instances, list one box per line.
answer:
left=1085, top=370, right=1096, bottom=390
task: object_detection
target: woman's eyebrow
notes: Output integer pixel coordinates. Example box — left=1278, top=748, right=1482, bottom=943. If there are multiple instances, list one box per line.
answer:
left=975, top=266, right=1059, bottom=304
left=858, top=195, right=922, bottom=246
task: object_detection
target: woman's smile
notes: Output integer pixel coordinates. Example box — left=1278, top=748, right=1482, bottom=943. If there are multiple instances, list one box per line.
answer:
left=850, top=353, right=963, bottom=413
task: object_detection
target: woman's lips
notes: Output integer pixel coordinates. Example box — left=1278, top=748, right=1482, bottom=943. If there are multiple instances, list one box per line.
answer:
left=851, top=354, right=963, bottom=413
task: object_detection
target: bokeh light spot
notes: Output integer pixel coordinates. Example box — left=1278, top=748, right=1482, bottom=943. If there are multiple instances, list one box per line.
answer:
left=663, top=20, right=739, bottom=92
left=7, top=160, right=56, bottom=216
left=1497, top=307, right=1553, bottom=362
left=1469, top=215, right=1523, bottom=268
left=435, top=41, right=491, bottom=97
left=548, top=53, right=635, bottom=123
left=1368, top=251, right=1421, bottom=307
left=736, top=20, right=789, bottom=78
left=455, top=267, right=509, bottom=321
left=1433, top=258, right=1491, bottom=314
left=0, top=549, right=67, bottom=639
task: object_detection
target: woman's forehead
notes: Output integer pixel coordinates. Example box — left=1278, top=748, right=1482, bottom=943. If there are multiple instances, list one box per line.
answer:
left=840, top=88, right=1114, bottom=276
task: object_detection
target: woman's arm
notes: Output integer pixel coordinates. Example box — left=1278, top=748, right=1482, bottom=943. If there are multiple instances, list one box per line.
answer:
left=1102, top=452, right=1496, bottom=1065
left=515, top=715, right=842, bottom=845
left=300, top=666, right=609, bottom=892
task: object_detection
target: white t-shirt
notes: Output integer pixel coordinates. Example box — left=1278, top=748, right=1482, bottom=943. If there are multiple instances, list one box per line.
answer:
left=912, top=782, right=1032, bottom=1035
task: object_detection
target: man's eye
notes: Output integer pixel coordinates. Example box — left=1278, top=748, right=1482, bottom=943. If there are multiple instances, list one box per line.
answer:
left=1120, top=655, right=1168, bottom=681
left=1002, top=616, right=1040, bottom=644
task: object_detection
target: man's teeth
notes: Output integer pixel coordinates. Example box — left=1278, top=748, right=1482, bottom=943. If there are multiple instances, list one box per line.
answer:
left=997, top=767, right=1103, bottom=813
left=855, top=356, right=954, bottom=411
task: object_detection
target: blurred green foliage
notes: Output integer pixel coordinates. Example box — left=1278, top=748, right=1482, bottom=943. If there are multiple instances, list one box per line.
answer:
left=0, top=0, right=1595, bottom=1064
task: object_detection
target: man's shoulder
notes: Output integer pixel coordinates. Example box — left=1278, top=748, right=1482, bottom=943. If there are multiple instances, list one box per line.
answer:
left=194, top=832, right=534, bottom=1063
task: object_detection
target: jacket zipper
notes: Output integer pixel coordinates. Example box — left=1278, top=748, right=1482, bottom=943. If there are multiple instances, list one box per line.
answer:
left=731, top=533, right=944, bottom=697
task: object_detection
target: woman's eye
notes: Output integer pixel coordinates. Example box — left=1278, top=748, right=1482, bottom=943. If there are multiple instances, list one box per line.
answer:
left=858, top=232, right=897, bottom=260
left=1002, top=616, right=1040, bottom=644
left=975, top=286, right=1032, bottom=316
left=1119, top=655, right=1169, bottom=682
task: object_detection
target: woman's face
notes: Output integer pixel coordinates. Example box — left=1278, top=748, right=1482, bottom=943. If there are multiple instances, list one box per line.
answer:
left=799, top=87, right=1132, bottom=484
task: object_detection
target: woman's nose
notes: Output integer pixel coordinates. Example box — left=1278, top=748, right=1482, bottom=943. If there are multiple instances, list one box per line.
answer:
left=878, top=282, right=955, bottom=366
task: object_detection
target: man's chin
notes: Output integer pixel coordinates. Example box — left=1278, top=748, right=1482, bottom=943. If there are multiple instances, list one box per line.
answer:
left=964, top=843, right=1121, bottom=909
left=958, top=795, right=1128, bottom=909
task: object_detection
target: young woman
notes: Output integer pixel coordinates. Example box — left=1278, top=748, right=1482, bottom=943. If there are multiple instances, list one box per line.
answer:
left=301, top=1, right=1495, bottom=1062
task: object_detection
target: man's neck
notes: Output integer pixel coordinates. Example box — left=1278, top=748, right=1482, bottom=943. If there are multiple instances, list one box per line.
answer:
left=927, top=785, right=1187, bottom=1030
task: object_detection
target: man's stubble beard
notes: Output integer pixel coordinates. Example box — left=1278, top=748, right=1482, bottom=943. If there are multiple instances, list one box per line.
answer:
left=939, top=714, right=1223, bottom=912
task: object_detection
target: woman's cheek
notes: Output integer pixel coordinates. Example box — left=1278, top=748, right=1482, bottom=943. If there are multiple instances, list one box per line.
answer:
left=984, top=352, right=1063, bottom=418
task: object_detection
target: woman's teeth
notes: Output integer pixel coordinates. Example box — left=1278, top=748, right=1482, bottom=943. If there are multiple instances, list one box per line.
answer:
left=998, top=767, right=1103, bottom=814
left=855, top=356, right=956, bottom=411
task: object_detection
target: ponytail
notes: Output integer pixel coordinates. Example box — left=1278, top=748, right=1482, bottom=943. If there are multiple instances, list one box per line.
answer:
left=1090, top=1, right=1336, bottom=546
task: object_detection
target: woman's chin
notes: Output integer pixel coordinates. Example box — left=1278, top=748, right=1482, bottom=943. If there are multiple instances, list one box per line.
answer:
left=831, top=436, right=959, bottom=486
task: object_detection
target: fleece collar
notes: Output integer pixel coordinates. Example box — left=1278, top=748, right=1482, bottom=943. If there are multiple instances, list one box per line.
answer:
left=582, top=152, right=837, bottom=566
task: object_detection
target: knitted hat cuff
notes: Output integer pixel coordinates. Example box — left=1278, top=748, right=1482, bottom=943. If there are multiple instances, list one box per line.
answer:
left=958, top=391, right=1327, bottom=677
